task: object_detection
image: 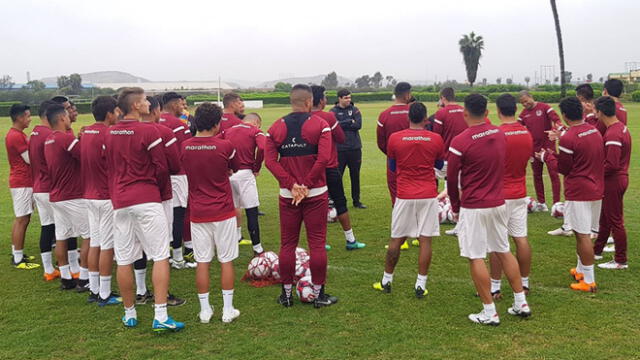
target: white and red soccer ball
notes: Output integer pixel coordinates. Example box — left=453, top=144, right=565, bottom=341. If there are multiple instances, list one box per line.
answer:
left=295, top=260, right=310, bottom=280
left=260, top=251, right=278, bottom=266
left=296, top=275, right=316, bottom=303
left=551, top=202, right=565, bottom=218
left=295, top=247, right=309, bottom=263
left=525, top=196, right=538, bottom=213
left=247, top=256, right=271, bottom=280
left=270, top=259, right=281, bottom=281
left=327, top=207, right=338, bottom=223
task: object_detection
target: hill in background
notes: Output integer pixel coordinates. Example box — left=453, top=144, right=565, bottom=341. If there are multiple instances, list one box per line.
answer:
left=40, top=71, right=150, bottom=84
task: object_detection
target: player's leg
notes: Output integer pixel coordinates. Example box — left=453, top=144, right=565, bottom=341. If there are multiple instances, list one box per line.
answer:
left=87, top=203, right=101, bottom=302
left=277, top=196, right=303, bottom=306
left=34, top=193, right=58, bottom=279
left=113, top=206, right=139, bottom=327
left=507, top=198, right=531, bottom=293
left=546, top=153, right=562, bottom=205
left=415, top=235, right=432, bottom=298
left=51, top=202, right=74, bottom=289
left=245, top=207, right=262, bottom=254
left=10, top=188, right=37, bottom=269
left=170, top=175, right=190, bottom=268
left=97, top=200, right=120, bottom=306
left=133, top=253, right=151, bottom=304
left=531, top=159, right=546, bottom=210
left=375, top=199, right=411, bottom=293
left=192, top=222, right=214, bottom=323
left=350, top=149, right=364, bottom=208
left=302, top=194, right=333, bottom=308
left=183, top=206, right=193, bottom=258
left=593, top=194, right=611, bottom=259
left=327, top=168, right=365, bottom=250
left=566, top=201, right=598, bottom=292
left=488, top=253, right=503, bottom=299
left=414, top=198, right=439, bottom=298
left=386, top=162, right=397, bottom=205
left=214, top=217, right=240, bottom=322
left=69, top=200, right=91, bottom=292
left=607, top=178, right=628, bottom=267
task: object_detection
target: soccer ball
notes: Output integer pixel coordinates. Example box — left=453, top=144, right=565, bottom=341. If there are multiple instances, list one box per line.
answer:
left=446, top=208, right=457, bottom=223
left=296, top=275, right=316, bottom=303
left=260, top=251, right=278, bottom=266
left=525, top=196, right=537, bottom=213
left=248, top=256, right=270, bottom=280
left=295, top=260, right=310, bottom=280
left=270, top=259, right=281, bottom=281
left=295, top=247, right=309, bottom=263
left=439, top=201, right=451, bottom=224
left=551, top=202, right=565, bottom=218
left=327, top=207, right=338, bottom=223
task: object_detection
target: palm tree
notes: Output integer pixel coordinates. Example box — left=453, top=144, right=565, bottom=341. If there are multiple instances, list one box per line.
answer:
left=459, top=32, right=484, bottom=87
left=525, top=76, right=531, bottom=87
left=550, top=0, right=566, bottom=97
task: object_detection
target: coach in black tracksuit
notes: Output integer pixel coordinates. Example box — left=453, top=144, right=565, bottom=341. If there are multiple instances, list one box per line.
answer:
left=330, top=89, right=366, bottom=209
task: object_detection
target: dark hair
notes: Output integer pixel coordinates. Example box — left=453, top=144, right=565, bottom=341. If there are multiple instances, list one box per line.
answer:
left=496, top=94, right=517, bottom=116
left=394, top=82, right=411, bottom=97
left=39, top=100, right=57, bottom=118
left=91, top=96, right=118, bottom=121
left=464, top=93, right=487, bottom=118
left=9, top=104, right=30, bottom=122
left=117, top=87, right=145, bottom=116
left=575, top=83, right=594, bottom=101
left=51, top=95, right=69, bottom=104
left=147, top=96, right=160, bottom=112
left=440, top=87, right=455, bottom=101
left=559, top=97, right=583, bottom=121
left=222, top=93, right=241, bottom=108
left=311, top=85, right=326, bottom=107
left=162, top=91, right=182, bottom=105
left=604, top=79, right=623, bottom=97
left=595, top=96, right=616, bottom=117
left=337, top=89, right=351, bottom=98
left=154, top=95, right=164, bottom=110
left=408, top=102, right=427, bottom=124
left=46, top=104, right=67, bottom=127
left=194, top=102, right=222, bottom=132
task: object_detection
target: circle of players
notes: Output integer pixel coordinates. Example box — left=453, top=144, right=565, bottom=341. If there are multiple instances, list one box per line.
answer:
left=5, top=79, right=630, bottom=330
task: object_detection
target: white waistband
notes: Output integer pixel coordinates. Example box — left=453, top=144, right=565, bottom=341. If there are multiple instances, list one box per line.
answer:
left=279, top=186, right=327, bottom=199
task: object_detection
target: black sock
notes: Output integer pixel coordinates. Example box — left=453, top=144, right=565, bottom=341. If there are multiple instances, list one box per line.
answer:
left=245, top=207, right=261, bottom=246
left=134, top=253, right=148, bottom=270
left=67, top=237, right=78, bottom=251
left=172, top=207, right=186, bottom=249
left=39, top=224, right=55, bottom=253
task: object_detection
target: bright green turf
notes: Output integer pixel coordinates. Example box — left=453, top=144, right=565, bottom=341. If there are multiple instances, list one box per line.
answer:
left=0, top=102, right=638, bottom=359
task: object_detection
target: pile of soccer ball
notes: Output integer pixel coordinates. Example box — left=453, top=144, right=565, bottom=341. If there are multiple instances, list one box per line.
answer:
left=247, top=248, right=313, bottom=295
left=438, top=197, right=457, bottom=224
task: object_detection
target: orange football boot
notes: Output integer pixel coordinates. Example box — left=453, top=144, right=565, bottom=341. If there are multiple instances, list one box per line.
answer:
left=43, top=269, right=61, bottom=281
left=71, top=272, right=80, bottom=279
left=570, top=280, right=597, bottom=293
left=569, top=268, right=584, bottom=281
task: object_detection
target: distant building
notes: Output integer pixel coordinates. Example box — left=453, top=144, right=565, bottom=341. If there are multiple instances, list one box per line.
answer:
left=608, top=70, right=640, bottom=83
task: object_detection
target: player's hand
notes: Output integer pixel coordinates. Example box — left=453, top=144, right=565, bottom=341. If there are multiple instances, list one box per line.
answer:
left=291, top=183, right=307, bottom=206
left=534, top=149, right=546, bottom=162
left=452, top=212, right=459, bottom=222
left=436, top=189, right=448, bottom=200
left=546, top=128, right=561, bottom=141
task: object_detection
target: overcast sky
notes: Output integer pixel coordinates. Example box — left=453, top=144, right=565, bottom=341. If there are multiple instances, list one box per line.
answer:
left=2, top=0, right=639, bottom=85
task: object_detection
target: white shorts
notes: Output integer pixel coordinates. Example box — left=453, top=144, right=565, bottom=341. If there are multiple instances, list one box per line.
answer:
left=565, top=200, right=602, bottom=235
left=51, top=199, right=90, bottom=240
left=162, top=199, right=174, bottom=237
left=113, top=202, right=170, bottom=265
left=191, top=217, right=238, bottom=263
left=230, top=169, right=260, bottom=209
left=391, top=198, right=440, bottom=238
left=87, top=199, right=114, bottom=249
left=171, top=175, right=188, bottom=208
left=33, top=192, right=55, bottom=226
left=10, top=187, right=33, bottom=217
left=505, top=198, right=528, bottom=238
left=457, top=205, right=509, bottom=259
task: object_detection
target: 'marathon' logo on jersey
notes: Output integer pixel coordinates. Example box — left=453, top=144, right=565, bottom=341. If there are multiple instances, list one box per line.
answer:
left=471, top=128, right=499, bottom=140
left=84, top=130, right=100, bottom=135
left=110, top=130, right=135, bottom=135
left=402, top=136, right=432, bottom=142
left=185, top=145, right=217, bottom=151
left=578, top=128, right=598, bottom=138
left=504, top=130, right=529, bottom=136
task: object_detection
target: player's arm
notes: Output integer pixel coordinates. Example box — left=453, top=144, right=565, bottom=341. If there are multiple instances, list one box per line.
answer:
left=16, top=136, right=30, bottom=164
left=163, top=134, right=181, bottom=175
left=147, top=130, right=169, bottom=187
left=66, top=136, right=81, bottom=160
left=446, top=143, right=463, bottom=213
left=432, top=108, right=445, bottom=135
left=265, top=123, right=296, bottom=190
left=546, top=105, right=562, bottom=129
left=351, top=108, right=363, bottom=130
left=555, top=136, right=574, bottom=175
left=228, top=144, right=240, bottom=173
left=376, top=113, right=387, bottom=154
left=253, top=132, right=266, bottom=174
left=603, top=138, right=623, bottom=176
left=303, top=120, right=332, bottom=186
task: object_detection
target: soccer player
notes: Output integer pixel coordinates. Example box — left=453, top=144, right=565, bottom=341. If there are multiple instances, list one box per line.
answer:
left=30, top=100, right=60, bottom=280
left=6, top=104, right=39, bottom=269
left=448, top=94, right=531, bottom=325
left=220, top=93, right=245, bottom=133
left=44, top=104, right=91, bottom=290
left=488, top=94, right=534, bottom=297
left=81, top=96, right=122, bottom=305
left=376, top=82, right=412, bottom=205
left=330, top=89, right=366, bottom=209
left=598, top=79, right=627, bottom=134
left=159, top=92, right=195, bottom=269
left=536, top=97, right=604, bottom=292
left=311, top=85, right=365, bottom=250
left=182, top=102, right=241, bottom=323
left=432, top=88, right=467, bottom=157
left=576, top=83, right=598, bottom=126
left=372, top=102, right=443, bottom=298
left=105, top=87, right=184, bottom=331
left=518, top=90, right=562, bottom=212
left=220, top=112, right=266, bottom=255
left=265, top=84, right=336, bottom=308
left=592, top=96, right=631, bottom=270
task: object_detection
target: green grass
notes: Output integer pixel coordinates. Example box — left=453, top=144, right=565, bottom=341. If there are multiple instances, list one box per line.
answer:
left=1, top=102, right=639, bottom=359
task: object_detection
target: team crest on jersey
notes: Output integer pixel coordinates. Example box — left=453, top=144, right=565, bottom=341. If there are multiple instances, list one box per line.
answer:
left=536, top=110, right=542, bottom=116
left=348, top=110, right=352, bottom=116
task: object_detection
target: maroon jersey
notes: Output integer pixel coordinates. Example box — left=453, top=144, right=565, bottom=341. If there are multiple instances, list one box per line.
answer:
left=265, top=112, right=332, bottom=195
left=44, top=131, right=82, bottom=202
left=220, top=112, right=243, bottom=133
left=29, top=125, right=53, bottom=193
left=181, top=136, right=238, bottom=223
left=312, top=110, right=345, bottom=169
left=584, top=112, right=598, bottom=127
left=500, top=122, right=533, bottom=199
left=142, top=121, right=180, bottom=201
left=220, top=123, right=265, bottom=173
left=5, top=128, right=32, bottom=188
left=447, top=123, right=506, bottom=213
left=545, top=123, right=604, bottom=201
left=81, top=123, right=109, bottom=200
left=376, top=104, right=410, bottom=155
left=596, top=101, right=628, bottom=135
left=518, top=102, right=561, bottom=152
left=387, top=128, right=444, bottom=199
left=432, top=104, right=467, bottom=156
left=159, top=112, right=191, bottom=175
left=603, top=121, right=631, bottom=178
left=105, top=120, right=168, bottom=209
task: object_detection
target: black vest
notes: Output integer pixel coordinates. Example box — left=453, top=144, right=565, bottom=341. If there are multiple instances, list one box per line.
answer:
left=278, top=112, right=318, bottom=157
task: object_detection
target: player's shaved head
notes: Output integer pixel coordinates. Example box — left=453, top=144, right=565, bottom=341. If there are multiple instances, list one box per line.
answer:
left=117, top=87, right=145, bottom=116
left=223, top=93, right=241, bottom=108
left=394, top=82, right=412, bottom=103
left=243, top=112, right=262, bottom=127
left=39, top=100, right=57, bottom=118
left=46, top=104, right=68, bottom=127
left=290, top=84, right=313, bottom=108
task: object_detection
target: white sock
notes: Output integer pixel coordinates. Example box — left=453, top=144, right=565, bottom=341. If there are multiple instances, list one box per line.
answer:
left=59, top=264, right=72, bottom=280
left=68, top=250, right=80, bottom=273
left=514, top=291, right=527, bottom=308
left=89, top=271, right=100, bottom=294
left=312, top=284, right=322, bottom=298
left=124, top=306, right=137, bottom=321
left=583, top=265, right=595, bottom=284
left=13, top=249, right=23, bottom=263
left=483, top=302, right=497, bottom=316
left=415, top=274, right=428, bottom=290
left=490, top=278, right=502, bottom=293
left=99, top=275, right=112, bottom=299
left=173, top=247, right=184, bottom=262
left=198, top=292, right=212, bottom=313
left=154, top=303, right=168, bottom=322
left=521, top=277, right=529, bottom=289
left=253, top=244, right=264, bottom=254
left=222, top=289, right=234, bottom=311
left=382, top=272, right=393, bottom=286
left=79, top=267, right=89, bottom=280
left=344, top=229, right=356, bottom=243
left=134, top=269, right=147, bottom=296
left=236, top=227, right=242, bottom=241
left=576, top=255, right=584, bottom=273
left=184, top=241, right=193, bottom=249
left=41, top=252, right=54, bottom=274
